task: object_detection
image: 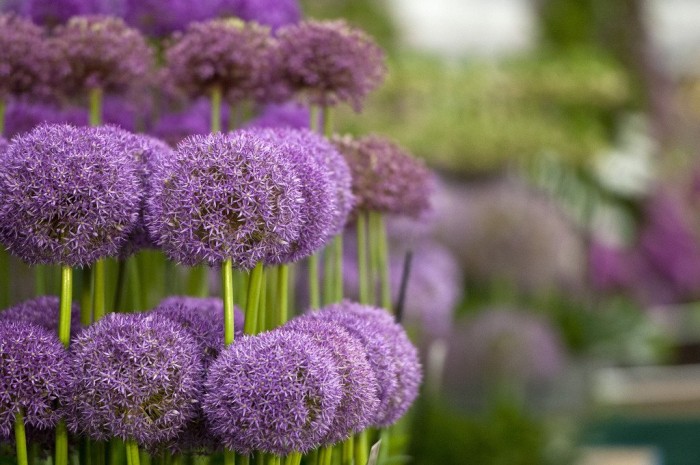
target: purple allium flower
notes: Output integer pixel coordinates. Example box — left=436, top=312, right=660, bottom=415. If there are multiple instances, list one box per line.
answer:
left=153, top=296, right=244, bottom=366
left=0, top=137, right=8, bottom=154
left=0, top=14, right=56, bottom=101
left=204, top=330, right=342, bottom=455
left=444, top=309, right=565, bottom=390
left=51, top=15, right=153, bottom=96
left=149, top=99, right=214, bottom=147
left=1, top=0, right=106, bottom=27
left=281, top=318, right=379, bottom=445
left=216, top=0, right=301, bottom=31
left=165, top=19, right=279, bottom=105
left=146, top=130, right=303, bottom=268
left=67, top=313, right=203, bottom=447
left=0, top=295, right=81, bottom=336
left=309, top=301, right=422, bottom=427
left=4, top=100, right=87, bottom=138
left=333, top=134, right=433, bottom=218
left=245, top=102, right=309, bottom=130
left=276, top=20, right=386, bottom=111
left=0, top=321, right=71, bottom=439
left=255, top=128, right=336, bottom=263
left=119, top=0, right=218, bottom=37
left=0, top=124, right=142, bottom=266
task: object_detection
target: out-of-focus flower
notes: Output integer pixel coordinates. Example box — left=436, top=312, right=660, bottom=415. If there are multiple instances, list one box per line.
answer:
left=51, top=15, right=153, bottom=97
left=333, top=134, right=433, bottom=218
left=244, top=102, right=309, bottom=130
left=276, top=20, right=386, bottom=111
left=204, top=330, right=342, bottom=455
left=0, top=295, right=81, bottom=336
left=4, top=100, right=87, bottom=137
left=0, top=321, right=71, bottom=439
left=282, top=318, right=379, bottom=445
left=149, top=99, right=217, bottom=147
left=1, top=0, right=105, bottom=27
left=67, top=313, right=202, bottom=447
left=434, top=176, right=585, bottom=294
left=0, top=14, right=56, bottom=101
left=0, top=124, right=142, bottom=266
left=216, top=0, right=301, bottom=31
left=147, top=130, right=303, bottom=268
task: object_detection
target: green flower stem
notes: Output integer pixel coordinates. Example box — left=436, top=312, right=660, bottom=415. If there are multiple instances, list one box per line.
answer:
left=125, top=440, right=140, bottom=465
left=187, top=265, right=209, bottom=297
left=172, top=454, right=182, bottom=465
left=80, top=268, right=93, bottom=326
left=89, top=87, right=103, bottom=126
left=238, top=454, right=249, bottom=465
left=14, top=410, right=28, bottom=465
left=233, top=269, right=248, bottom=308
left=354, top=430, right=368, bottom=465
left=113, top=260, right=127, bottom=312
left=244, top=262, right=264, bottom=335
left=34, top=266, right=46, bottom=296
left=224, top=449, right=236, bottom=465
left=308, top=254, right=320, bottom=309
left=257, top=271, right=267, bottom=332
left=211, top=85, right=222, bottom=132
left=367, top=212, right=378, bottom=306
left=265, top=265, right=277, bottom=329
left=29, top=442, right=39, bottom=465
left=265, top=454, right=280, bottom=465
left=322, top=106, right=333, bottom=137
left=371, top=212, right=392, bottom=311
left=323, top=245, right=334, bottom=305
left=79, top=438, right=91, bottom=465
left=309, top=105, right=320, bottom=133
left=0, top=97, right=6, bottom=136
left=278, top=264, right=289, bottom=325
left=140, top=451, right=152, bottom=465
left=92, top=440, right=106, bottom=465
left=318, top=446, right=333, bottom=465
left=357, top=213, right=369, bottom=304
left=192, top=455, right=209, bottom=465
left=333, top=234, right=343, bottom=302
left=377, top=429, right=391, bottom=464
left=283, top=452, right=301, bottom=465
left=0, top=251, right=9, bottom=308
left=92, top=259, right=106, bottom=321
left=222, top=258, right=235, bottom=346
left=58, top=265, right=72, bottom=346
left=341, top=436, right=354, bottom=465
left=127, top=257, right=142, bottom=310
left=110, top=438, right=125, bottom=465
left=54, top=421, right=69, bottom=465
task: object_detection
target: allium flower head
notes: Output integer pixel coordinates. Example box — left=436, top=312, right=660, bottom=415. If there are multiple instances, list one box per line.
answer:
left=282, top=318, right=379, bottom=444
left=276, top=20, right=386, bottom=111
left=216, top=0, right=301, bottom=31
left=0, top=14, right=55, bottom=100
left=204, top=330, right=342, bottom=455
left=0, top=321, right=71, bottom=439
left=309, top=301, right=422, bottom=427
left=0, top=295, right=81, bottom=336
left=153, top=296, right=244, bottom=366
left=51, top=15, right=153, bottom=96
left=333, top=134, right=433, bottom=217
left=256, top=128, right=336, bottom=263
left=0, top=124, right=142, bottom=266
left=67, top=313, right=203, bottom=447
left=147, top=130, right=303, bottom=268
left=165, top=19, right=279, bottom=104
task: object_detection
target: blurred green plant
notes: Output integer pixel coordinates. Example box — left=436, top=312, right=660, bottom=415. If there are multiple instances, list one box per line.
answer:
left=335, top=48, right=631, bottom=176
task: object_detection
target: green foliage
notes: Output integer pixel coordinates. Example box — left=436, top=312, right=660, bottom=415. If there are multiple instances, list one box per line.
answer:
left=335, top=49, right=631, bottom=176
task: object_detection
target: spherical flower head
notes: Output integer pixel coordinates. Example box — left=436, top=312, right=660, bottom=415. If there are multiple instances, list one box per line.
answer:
left=0, top=124, right=142, bottom=266
left=282, top=318, right=379, bottom=444
left=165, top=19, right=279, bottom=104
left=0, top=295, right=81, bottom=336
left=204, top=330, right=342, bottom=455
left=0, top=321, right=71, bottom=439
left=308, top=301, right=422, bottom=427
left=333, top=134, right=433, bottom=217
left=256, top=128, right=337, bottom=263
left=67, top=313, right=203, bottom=446
left=51, top=15, right=153, bottom=96
left=147, top=130, right=303, bottom=268
left=153, top=296, right=244, bottom=367
left=216, top=0, right=301, bottom=31
left=276, top=20, right=386, bottom=111
left=0, top=14, right=56, bottom=100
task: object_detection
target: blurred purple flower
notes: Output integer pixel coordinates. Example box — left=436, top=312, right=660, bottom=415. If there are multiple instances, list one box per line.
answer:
left=0, top=321, right=71, bottom=439
left=0, top=295, right=81, bottom=336
left=149, top=99, right=216, bottom=147
left=245, top=102, right=309, bottom=130
left=67, top=313, right=203, bottom=447
left=1, top=0, right=107, bottom=27
left=216, top=0, right=301, bottom=31
left=0, top=124, right=142, bottom=266
left=146, top=130, right=303, bottom=268
left=204, top=330, right=342, bottom=455
left=4, top=100, right=87, bottom=137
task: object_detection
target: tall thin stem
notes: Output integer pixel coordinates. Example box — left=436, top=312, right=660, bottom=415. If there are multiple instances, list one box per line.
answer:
left=34, top=266, right=46, bottom=296
left=333, top=235, right=343, bottom=302
left=308, top=254, right=320, bottom=309
left=80, top=268, right=92, bottom=326
left=89, top=87, right=103, bottom=126
left=357, top=214, right=369, bottom=304
left=125, top=440, right=140, bottom=465
left=224, top=450, right=236, bottom=465
left=278, top=264, right=289, bottom=325
left=58, top=266, right=72, bottom=346
left=367, top=212, right=378, bottom=306
left=373, top=212, right=392, bottom=310
left=0, top=98, right=5, bottom=136
left=341, top=436, right=354, bottom=465
left=222, top=258, right=235, bottom=346
left=244, top=262, right=264, bottom=335
left=187, top=266, right=209, bottom=297
left=283, top=452, right=301, bottom=465
left=323, top=246, right=334, bottom=305
left=355, top=430, right=368, bottom=465
left=54, top=421, right=69, bottom=465
left=309, top=105, right=319, bottom=133
left=14, top=410, right=28, bottom=465
left=211, top=85, right=222, bottom=133
left=92, top=259, right=106, bottom=321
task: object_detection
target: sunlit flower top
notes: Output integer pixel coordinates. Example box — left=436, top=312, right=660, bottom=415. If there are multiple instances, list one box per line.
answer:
left=51, top=15, right=153, bottom=96
left=67, top=313, right=203, bottom=447
left=0, top=321, right=71, bottom=439
left=276, top=20, right=386, bottom=111
left=0, top=124, right=142, bottom=266
left=165, top=18, right=279, bottom=104
left=204, top=330, right=342, bottom=455
left=147, top=130, right=303, bottom=268
left=0, top=14, right=55, bottom=100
